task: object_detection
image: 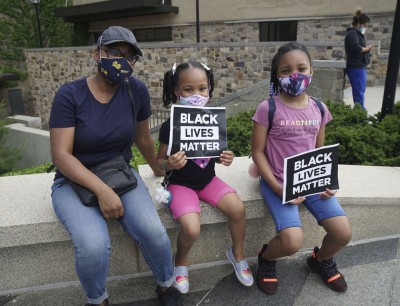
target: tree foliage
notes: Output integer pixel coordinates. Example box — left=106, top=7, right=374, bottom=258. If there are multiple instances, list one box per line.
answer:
left=0, top=0, right=75, bottom=87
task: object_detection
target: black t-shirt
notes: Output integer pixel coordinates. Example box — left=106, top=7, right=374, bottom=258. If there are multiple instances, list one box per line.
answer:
left=159, top=118, right=216, bottom=190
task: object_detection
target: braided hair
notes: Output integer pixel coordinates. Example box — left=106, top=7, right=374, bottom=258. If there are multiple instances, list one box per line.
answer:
left=352, top=9, right=370, bottom=26
left=162, top=61, right=215, bottom=107
left=269, top=42, right=312, bottom=97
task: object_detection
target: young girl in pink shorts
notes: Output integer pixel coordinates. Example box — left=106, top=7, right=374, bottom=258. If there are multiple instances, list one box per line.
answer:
left=156, top=61, right=254, bottom=294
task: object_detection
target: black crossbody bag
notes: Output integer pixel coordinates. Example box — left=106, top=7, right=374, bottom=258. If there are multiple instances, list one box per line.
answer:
left=68, top=79, right=138, bottom=206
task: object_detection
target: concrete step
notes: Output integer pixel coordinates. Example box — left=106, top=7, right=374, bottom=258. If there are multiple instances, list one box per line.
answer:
left=1, top=158, right=400, bottom=293
left=1, top=236, right=399, bottom=306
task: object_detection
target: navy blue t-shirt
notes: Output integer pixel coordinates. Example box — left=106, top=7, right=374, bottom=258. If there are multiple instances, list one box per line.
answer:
left=49, top=77, right=151, bottom=180
left=159, top=118, right=216, bottom=190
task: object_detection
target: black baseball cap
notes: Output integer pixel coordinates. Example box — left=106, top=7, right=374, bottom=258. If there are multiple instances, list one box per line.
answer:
left=97, top=26, right=142, bottom=56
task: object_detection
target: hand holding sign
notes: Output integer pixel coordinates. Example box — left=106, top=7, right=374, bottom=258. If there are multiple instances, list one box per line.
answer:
left=168, top=105, right=227, bottom=158
left=283, top=144, right=340, bottom=204
left=167, top=151, right=187, bottom=170
left=218, top=150, right=234, bottom=166
left=289, top=196, right=306, bottom=205
left=319, top=188, right=338, bottom=199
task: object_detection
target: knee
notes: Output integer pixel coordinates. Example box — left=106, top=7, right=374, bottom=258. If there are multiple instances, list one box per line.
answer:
left=336, top=229, right=352, bottom=247
left=281, top=240, right=302, bottom=256
left=226, top=201, right=246, bottom=222
left=75, top=233, right=110, bottom=258
left=280, top=232, right=303, bottom=256
left=325, top=218, right=353, bottom=247
left=181, top=224, right=201, bottom=242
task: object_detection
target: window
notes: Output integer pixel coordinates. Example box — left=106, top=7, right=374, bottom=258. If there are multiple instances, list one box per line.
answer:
left=260, top=21, right=297, bottom=41
left=133, top=27, right=172, bottom=42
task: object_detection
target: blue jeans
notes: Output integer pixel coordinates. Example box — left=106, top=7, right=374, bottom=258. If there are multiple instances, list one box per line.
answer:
left=346, top=68, right=367, bottom=110
left=51, top=168, right=174, bottom=305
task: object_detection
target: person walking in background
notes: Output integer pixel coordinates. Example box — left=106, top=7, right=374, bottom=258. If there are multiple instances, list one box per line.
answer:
left=156, top=61, right=254, bottom=294
left=251, top=42, right=352, bottom=295
left=344, top=9, right=375, bottom=110
left=49, top=26, right=181, bottom=306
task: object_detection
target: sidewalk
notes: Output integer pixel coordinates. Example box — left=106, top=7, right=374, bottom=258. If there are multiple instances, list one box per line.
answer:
left=343, top=85, right=400, bottom=116
left=1, top=236, right=399, bottom=306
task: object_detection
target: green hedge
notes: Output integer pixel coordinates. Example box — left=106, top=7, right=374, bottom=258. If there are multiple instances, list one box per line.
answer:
left=2, top=101, right=399, bottom=176
left=1, top=145, right=148, bottom=177
left=0, top=100, right=20, bottom=175
left=226, top=101, right=400, bottom=166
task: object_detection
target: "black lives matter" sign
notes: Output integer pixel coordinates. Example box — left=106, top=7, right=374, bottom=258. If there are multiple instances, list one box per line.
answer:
left=167, top=105, right=227, bottom=158
left=283, top=144, right=340, bottom=203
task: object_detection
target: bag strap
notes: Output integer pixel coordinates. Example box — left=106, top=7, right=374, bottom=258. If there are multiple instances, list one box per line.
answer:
left=310, top=96, right=325, bottom=119
left=122, top=78, right=138, bottom=156
left=124, top=78, right=137, bottom=128
left=267, top=97, right=276, bottom=135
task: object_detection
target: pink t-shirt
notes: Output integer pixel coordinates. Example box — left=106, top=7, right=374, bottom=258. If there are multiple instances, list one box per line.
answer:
left=252, top=96, right=333, bottom=184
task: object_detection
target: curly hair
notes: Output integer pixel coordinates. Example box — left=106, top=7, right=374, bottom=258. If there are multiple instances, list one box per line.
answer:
left=161, top=61, right=215, bottom=107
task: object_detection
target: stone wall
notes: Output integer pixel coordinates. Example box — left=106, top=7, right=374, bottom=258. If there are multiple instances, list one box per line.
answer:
left=24, top=42, right=385, bottom=127
left=170, top=14, right=393, bottom=47
left=24, top=42, right=345, bottom=125
left=23, top=14, right=396, bottom=126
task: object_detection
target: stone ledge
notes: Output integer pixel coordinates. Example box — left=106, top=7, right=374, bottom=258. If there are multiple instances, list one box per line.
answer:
left=1, top=157, right=400, bottom=291
left=1, top=158, right=399, bottom=249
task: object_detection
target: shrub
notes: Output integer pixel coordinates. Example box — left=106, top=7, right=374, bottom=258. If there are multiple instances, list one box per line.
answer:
left=227, top=109, right=254, bottom=157
left=0, top=100, right=20, bottom=174
left=0, top=144, right=149, bottom=177
left=2, top=100, right=400, bottom=176
left=226, top=100, right=400, bottom=166
left=324, top=101, right=400, bottom=166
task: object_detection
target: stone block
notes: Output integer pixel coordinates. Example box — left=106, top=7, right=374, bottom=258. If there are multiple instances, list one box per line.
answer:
left=1, top=158, right=399, bottom=291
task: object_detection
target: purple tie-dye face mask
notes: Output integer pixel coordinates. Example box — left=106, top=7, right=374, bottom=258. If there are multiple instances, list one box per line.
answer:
left=179, top=94, right=209, bottom=107
left=278, top=73, right=312, bottom=97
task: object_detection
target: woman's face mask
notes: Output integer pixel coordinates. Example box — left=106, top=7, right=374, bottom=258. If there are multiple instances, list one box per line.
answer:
left=278, top=72, right=312, bottom=97
left=179, top=94, right=209, bottom=106
left=360, top=26, right=367, bottom=35
left=98, top=57, right=133, bottom=85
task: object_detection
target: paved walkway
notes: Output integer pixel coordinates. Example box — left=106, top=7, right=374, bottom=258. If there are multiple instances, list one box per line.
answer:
left=122, top=237, right=400, bottom=306
left=1, top=236, right=399, bottom=306
left=343, top=85, right=400, bottom=116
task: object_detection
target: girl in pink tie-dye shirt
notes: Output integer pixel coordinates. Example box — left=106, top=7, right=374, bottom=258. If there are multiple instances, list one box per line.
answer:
left=252, top=42, right=352, bottom=295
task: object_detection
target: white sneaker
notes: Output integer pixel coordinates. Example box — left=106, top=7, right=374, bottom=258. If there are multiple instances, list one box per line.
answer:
left=173, top=265, right=189, bottom=294
left=226, top=246, right=254, bottom=286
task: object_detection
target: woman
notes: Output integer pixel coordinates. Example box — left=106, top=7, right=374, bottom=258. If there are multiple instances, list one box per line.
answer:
left=344, top=9, right=375, bottom=110
left=49, top=26, right=182, bottom=306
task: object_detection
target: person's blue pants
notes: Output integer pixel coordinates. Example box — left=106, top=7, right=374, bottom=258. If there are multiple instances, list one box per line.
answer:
left=346, top=68, right=367, bottom=110
left=51, top=168, right=174, bottom=305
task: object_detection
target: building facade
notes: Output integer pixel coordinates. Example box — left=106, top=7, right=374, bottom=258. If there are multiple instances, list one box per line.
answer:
left=21, top=0, right=397, bottom=124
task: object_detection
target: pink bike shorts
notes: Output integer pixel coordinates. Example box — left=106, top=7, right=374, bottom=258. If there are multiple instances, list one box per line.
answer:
left=167, top=176, right=236, bottom=220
